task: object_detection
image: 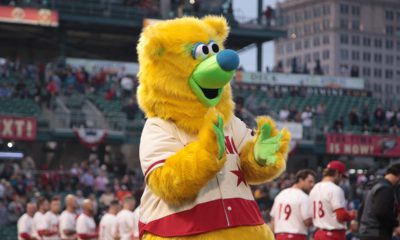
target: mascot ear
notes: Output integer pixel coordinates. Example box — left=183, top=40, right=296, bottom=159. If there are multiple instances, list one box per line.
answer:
left=137, top=26, right=165, bottom=61
left=202, top=15, right=229, bottom=41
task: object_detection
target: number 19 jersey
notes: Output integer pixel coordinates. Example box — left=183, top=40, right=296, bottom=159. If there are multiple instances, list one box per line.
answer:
left=309, top=181, right=346, bottom=230
left=270, top=188, right=312, bottom=235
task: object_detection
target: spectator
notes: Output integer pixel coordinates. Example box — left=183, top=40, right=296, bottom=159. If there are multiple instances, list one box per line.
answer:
left=301, top=106, right=313, bottom=139
left=80, top=171, right=95, bottom=196
left=263, top=6, right=274, bottom=26
left=122, top=98, right=139, bottom=120
left=288, top=106, right=298, bottom=121
left=279, top=106, right=290, bottom=121
left=8, top=195, right=24, bottom=223
left=257, top=102, right=269, bottom=115
left=334, top=117, right=344, bottom=133
left=361, top=104, right=370, bottom=126
left=374, top=106, right=385, bottom=125
left=46, top=79, right=57, bottom=108
left=99, top=186, right=116, bottom=208
left=116, top=185, right=131, bottom=202
left=94, top=170, right=109, bottom=196
left=349, top=107, right=359, bottom=125
left=121, top=76, right=134, bottom=98
left=386, top=108, right=395, bottom=125
left=244, top=92, right=258, bottom=114
left=104, top=87, right=116, bottom=101
left=317, top=103, right=325, bottom=116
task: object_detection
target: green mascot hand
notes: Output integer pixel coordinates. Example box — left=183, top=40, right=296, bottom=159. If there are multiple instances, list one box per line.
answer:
left=254, top=124, right=283, bottom=166
left=213, top=115, right=225, bottom=160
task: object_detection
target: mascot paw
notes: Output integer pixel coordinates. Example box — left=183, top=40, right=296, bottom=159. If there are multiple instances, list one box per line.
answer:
left=253, top=117, right=291, bottom=166
left=199, top=108, right=226, bottom=161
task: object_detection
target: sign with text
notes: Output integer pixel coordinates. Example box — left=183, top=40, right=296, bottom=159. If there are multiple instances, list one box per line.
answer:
left=0, top=6, right=58, bottom=27
left=236, top=72, right=365, bottom=90
left=326, top=133, right=400, bottom=157
left=0, top=116, right=37, bottom=141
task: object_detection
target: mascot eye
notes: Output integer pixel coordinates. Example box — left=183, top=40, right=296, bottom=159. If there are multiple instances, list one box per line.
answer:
left=208, top=42, right=220, bottom=54
left=193, top=43, right=209, bottom=60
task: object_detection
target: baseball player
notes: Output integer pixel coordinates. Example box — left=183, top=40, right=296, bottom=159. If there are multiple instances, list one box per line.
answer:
left=32, top=197, right=50, bottom=239
left=117, top=196, right=136, bottom=240
left=270, top=169, right=316, bottom=240
left=44, top=197, right=61, bottom=240
left=59, top=194, right=78, bottom=240
left=18, top=203, right=37, bottom=240
left=76, top=199, right=98, bottom=240
left=310, top=160, right=356, bottom=240
left=99, top=200, right=119, bottom=240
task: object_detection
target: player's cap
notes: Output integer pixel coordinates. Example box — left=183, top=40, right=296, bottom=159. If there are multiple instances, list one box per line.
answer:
left=327, top=160, right=347, bottom=177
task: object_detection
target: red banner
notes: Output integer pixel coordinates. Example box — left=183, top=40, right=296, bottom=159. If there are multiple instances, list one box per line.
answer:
left=0, top=6, right=58, bottom=27
left=326, top=133, right=400, bottom=157
left=0, top=116, right=37, bottom=141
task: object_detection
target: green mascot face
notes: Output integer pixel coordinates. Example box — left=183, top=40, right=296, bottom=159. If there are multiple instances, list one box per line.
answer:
left=188, top=42, right=239, bottom=107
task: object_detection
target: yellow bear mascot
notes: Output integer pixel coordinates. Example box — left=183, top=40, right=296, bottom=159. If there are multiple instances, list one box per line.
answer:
left=137, top=16, right=291, bottom=240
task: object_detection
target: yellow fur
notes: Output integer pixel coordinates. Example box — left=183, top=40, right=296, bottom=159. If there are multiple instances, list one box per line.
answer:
left=137, top=16, right=233, bottom=135
left=240, top=117, right=291, bottom=184
left=143, top=224, right=274, bottom=240
left=137, top=16, right=288, bottom=240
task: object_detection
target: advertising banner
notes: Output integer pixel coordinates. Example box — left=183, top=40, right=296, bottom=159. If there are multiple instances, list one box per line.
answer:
left=236, top=72, right=364, bottom=90
left=0, top=116, right=37, bottom=141
left=0, top=6, right=58, bottom=27
left=326, top=133, right=400, bottom=157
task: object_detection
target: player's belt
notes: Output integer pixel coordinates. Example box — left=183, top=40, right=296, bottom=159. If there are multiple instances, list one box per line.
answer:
left=319, top=228, right=345, bottom=232
left=275, top=233, right=307, bottom=236
left=275, top=233, right=307, bottom=240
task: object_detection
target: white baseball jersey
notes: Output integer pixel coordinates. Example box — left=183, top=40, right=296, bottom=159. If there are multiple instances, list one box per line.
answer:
left=33, top=211, right=47, bottom=239
left=309, top=181, right=346, bottom=230
left=139, top=117, right=264, bottom=238
left=270, top=188, right=312, bottom=235
left=117, top=209, right=135, bottom=240
left=44, top=211, right=60, bottom=240
left=59, top=210, right=77, bottom=239
left=76, top=214, right=96, bottom=240
left=99, top=213, right=117, bottom=240
left=17, top=213, right=34, bottom=240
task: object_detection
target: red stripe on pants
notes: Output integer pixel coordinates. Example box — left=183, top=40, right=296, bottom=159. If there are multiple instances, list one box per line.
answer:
left=314, top=229, right=345, bottom=240
left=275, top=233, right=307, bottom=240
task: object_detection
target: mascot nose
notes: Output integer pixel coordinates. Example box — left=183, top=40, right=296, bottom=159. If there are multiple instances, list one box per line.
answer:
left=216, top=49, right=240, bottom=71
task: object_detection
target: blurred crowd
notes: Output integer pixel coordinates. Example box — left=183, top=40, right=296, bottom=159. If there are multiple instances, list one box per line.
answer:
left=0, top=155, right=144, bottom=227
left=233, top=86, right=400, bottom=137
left=0, top=58, right=140, bottom=119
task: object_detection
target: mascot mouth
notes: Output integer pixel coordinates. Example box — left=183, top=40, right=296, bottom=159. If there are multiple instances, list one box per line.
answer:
left=200, top=86, right=220, bottom=99
left=188, top=49, right=239, bottom=107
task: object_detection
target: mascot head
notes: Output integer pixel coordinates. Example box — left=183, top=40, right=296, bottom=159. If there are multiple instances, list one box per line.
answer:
left=137, top=16, right=239, bottom=134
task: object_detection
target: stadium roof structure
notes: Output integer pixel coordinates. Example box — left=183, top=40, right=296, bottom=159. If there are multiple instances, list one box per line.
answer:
left=0, top=0, right=286, bottom=69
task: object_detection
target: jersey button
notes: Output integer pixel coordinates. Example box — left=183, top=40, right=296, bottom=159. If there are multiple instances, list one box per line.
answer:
left=227, top=206, right=232, bottom=211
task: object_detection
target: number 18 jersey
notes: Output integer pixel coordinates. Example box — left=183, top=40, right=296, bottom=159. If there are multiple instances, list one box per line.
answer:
left=270, top=188, right=312, bottom=235
left=309, top=181, right=346, bottom=230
